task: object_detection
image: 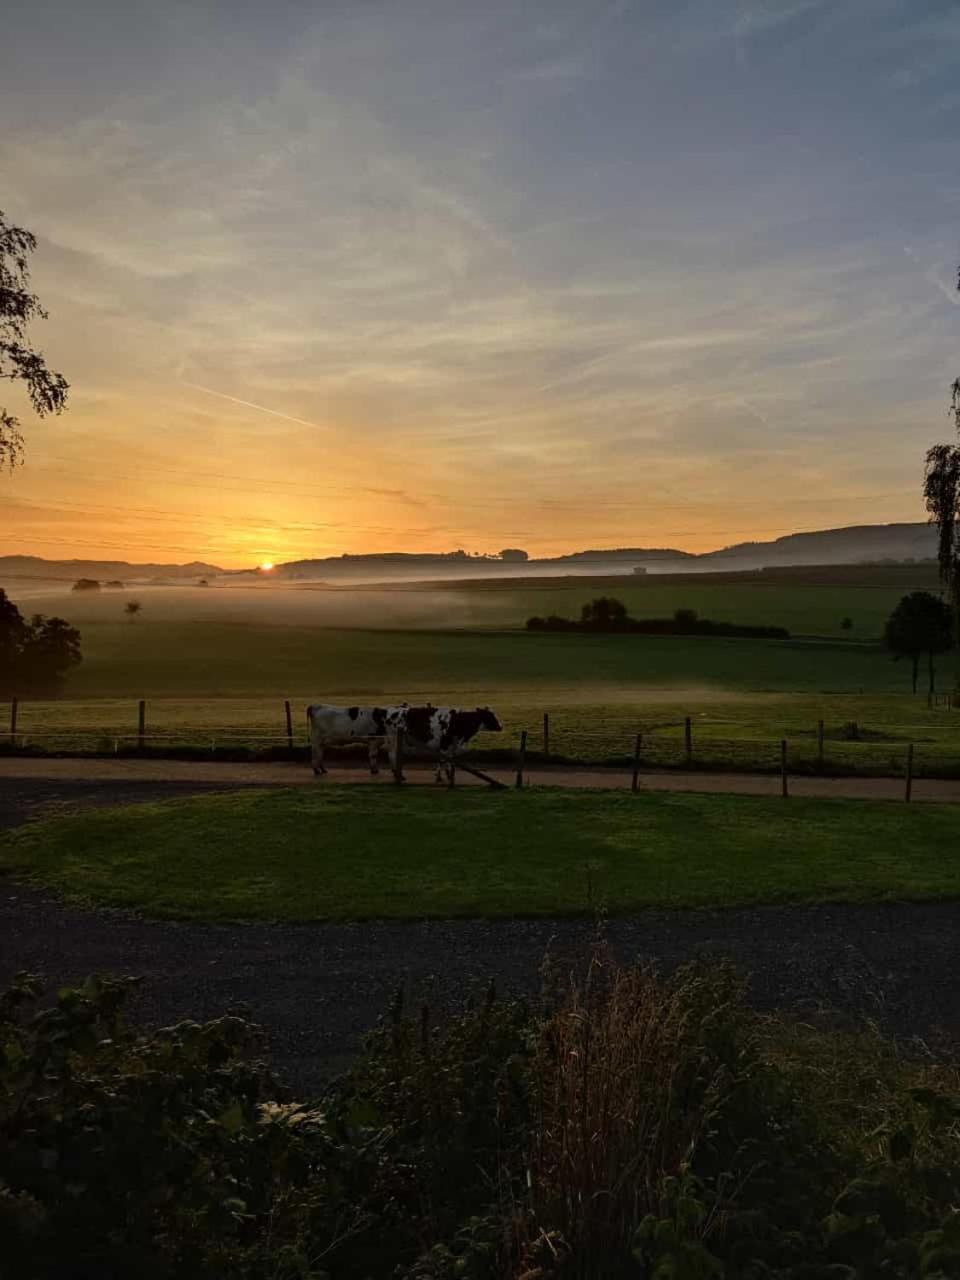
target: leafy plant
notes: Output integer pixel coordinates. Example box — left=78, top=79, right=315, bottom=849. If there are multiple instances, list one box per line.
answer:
left=5, top=959, right=960, bottom=1279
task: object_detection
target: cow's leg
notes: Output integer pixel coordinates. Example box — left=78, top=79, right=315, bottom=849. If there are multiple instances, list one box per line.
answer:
left=311, top=736, right=327, bottom=776
left=435, top=755, right=454, bottom=784
left=368, top=736, right=380, bottom=775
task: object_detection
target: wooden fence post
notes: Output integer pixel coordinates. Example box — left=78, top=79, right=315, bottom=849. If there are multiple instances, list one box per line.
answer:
left=817, top=719, right=824, bottom=769
left=543, top=711, right=550, bottom=759
left=905, top=743, right=914, bottom=803
left=684, top=717, right=692, bottom=766
left=393, top=727, right=405, bottom=784
left=9, top=697, right=18, bottom=743
left=516, top=730, right=527, bottom=789
left=631, top=732, right=642, bottom=793
left=781, top=739, right=788, bottom=798
left=284, top=699, right=294, bottom=751
left=137, top=699, right=146, bottom=752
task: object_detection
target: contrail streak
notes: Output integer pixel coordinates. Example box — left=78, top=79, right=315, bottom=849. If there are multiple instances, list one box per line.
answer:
left=181, top=382, right=329, bottom=430
left=903, top=247, right=960, bottom=306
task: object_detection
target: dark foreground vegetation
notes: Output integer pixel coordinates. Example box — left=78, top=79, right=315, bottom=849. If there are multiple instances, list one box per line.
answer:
left=527, top=598, right=790, bottom=639
left=5, top=960, right=960, bottom=1279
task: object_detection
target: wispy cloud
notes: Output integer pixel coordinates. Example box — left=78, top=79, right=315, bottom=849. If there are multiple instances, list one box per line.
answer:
left=1, top=0, right=952, bottom=560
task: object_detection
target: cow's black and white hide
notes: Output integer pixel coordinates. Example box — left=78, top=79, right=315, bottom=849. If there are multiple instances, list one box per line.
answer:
left=306, top=703, right=408, bottom=775
left=399, top=705, right=503, bottom=782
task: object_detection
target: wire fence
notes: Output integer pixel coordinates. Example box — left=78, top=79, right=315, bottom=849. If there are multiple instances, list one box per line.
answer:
left=4, top=697, right=960, bottom=777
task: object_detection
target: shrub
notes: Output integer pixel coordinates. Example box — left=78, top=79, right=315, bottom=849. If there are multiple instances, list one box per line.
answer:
left=525, top=604, right=790, bottom=639
left=0, top=588, right=82, bottom=697
left=5, top=960, right=960, bottom=1278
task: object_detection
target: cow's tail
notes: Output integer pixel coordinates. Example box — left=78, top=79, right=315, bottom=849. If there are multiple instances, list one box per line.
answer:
left=306, top=705, right=314, bottom=729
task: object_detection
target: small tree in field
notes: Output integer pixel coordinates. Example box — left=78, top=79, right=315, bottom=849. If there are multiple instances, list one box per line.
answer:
left=72, top=578, right=100, bottom=592
left=841, top=617, right=853, bottom=631
left=580, top=597, right=629, bottom=629
left=124, top=600, right=142, bottom=621
left=883, top=591, right=954, bottom=696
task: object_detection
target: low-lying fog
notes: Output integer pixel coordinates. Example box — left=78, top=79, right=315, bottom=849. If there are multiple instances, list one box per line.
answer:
left=4, top=580, right=519, bottom=631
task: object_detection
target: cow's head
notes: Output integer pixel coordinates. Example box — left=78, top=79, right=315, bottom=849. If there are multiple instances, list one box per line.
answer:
left=476, top=706, right=502, bottom=732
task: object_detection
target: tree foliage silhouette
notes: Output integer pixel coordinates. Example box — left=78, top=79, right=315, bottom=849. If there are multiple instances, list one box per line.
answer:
left=580, top=596, right=629, bottom=628
left=923, top=261, right=960, bottom=640
left=883, top=591, right=954, bottom=696
left=1, top=210, right=69, bottom=468
left=0, top=588, right=82, bottom=696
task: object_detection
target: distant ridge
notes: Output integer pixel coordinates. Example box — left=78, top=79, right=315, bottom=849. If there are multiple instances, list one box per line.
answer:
left=1, top=522, right=938, bottom=582
left=0, top=555, right=222, bottom=581
left=258, top=523, right=937, bottom=577
left=699, top=522, right=937, bottom=568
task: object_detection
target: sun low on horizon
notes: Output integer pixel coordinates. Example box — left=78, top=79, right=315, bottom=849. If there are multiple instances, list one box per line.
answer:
left=2, top=0, right=957, bottom=569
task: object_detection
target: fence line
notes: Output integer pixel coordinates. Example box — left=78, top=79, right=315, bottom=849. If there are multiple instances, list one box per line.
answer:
left=4, top=697, right=960, bottom=781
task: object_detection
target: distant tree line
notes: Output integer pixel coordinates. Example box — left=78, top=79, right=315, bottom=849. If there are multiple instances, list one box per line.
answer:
left=0, top=588, right=82, bottom=696
left=526, top=597, right=790, bottom=639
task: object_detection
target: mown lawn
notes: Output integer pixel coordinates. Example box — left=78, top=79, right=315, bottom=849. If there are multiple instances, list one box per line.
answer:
left=4, top=787, right=960, bottom=922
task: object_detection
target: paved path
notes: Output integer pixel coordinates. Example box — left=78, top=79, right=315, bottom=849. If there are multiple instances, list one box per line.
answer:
left=0, top=754, right=953, bottom=802
left=0, top=752, right=957, bottom=803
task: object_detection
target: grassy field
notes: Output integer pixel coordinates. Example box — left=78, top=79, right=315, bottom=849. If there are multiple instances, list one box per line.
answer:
left=30, top=625, right=923, bottom=698
left=4, top=568, right=959, bottom=771
left=4, top=787, right=960, bottom=922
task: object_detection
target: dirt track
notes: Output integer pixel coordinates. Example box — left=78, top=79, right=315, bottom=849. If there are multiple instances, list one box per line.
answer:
left=3, top=767, right=960, bottom=1094
left=1, top=755, right=956, bottom=802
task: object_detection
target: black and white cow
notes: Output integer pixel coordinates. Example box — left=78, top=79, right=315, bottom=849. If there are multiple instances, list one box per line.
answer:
left=398, top=705, right=502, bottom=782
left=306, top=702, right=502, bottom=779
left=306, top=703, right=407, bottom=775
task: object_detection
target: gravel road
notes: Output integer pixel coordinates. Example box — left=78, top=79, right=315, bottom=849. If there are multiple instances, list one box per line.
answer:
left=2, top=776, right=959, bottom=1095
left=4, top=753, right=960, bottom=800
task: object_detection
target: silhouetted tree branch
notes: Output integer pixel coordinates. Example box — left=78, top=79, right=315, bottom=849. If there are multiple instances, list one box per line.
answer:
left=0, top=210, right=69, bottom=468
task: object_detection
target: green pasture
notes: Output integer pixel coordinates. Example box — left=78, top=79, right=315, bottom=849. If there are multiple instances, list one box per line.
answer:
left=4, top=787, right=960, bottom=922
left=25, top=621, right=960, bottom=700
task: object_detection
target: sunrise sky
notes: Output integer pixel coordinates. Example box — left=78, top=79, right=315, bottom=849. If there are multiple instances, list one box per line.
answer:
left=2, top=0, right=958, bottom=567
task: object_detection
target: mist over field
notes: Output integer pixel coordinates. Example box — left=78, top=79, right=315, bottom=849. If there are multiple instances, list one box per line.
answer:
left=6, top=558, right=943, bottom=643
left=3, top=580, right=514, bottom=632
